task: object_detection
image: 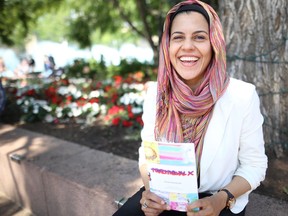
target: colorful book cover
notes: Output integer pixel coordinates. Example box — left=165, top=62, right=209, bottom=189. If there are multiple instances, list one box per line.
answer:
left=143, top=140, right=199, bottom=212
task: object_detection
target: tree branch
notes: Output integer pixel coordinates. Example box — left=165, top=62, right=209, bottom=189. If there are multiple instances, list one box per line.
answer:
left=112, top=0, right=146, bottom=39
left=135, top=0, right=157, bottom=50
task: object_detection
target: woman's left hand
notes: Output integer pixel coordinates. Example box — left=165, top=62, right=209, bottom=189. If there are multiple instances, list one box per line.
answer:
left=186, top=193, right=226, bottom=216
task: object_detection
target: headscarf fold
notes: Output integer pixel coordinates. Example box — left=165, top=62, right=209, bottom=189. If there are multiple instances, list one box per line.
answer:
left=155, top=0, right=230, bottom=174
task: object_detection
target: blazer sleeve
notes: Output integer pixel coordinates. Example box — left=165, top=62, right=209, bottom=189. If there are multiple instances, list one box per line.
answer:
left=234, top=89, right=268, bottom=190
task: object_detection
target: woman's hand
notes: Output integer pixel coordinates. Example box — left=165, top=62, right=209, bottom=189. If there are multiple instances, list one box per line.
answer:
left=140, top=190, right=171, bottom=216
left=186, top=192, right=226, bottom=216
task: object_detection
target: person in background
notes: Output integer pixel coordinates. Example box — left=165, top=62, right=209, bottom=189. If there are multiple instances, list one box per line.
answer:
left=14, top=57, right=30, bottom=79
left=43, top=55, right=56, bottom=77
left=0, top=57, right=6, bottom=74
left=113, top=0, right=267, bottom=216
left=0, top=57, right=14, bottom=79
left=28, top=56, right=36, bottom=73
left=0, top=57, right=6, bottom=113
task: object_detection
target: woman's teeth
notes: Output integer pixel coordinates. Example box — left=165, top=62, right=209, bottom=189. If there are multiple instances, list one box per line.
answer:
left=180, top=56, right=199, bottom=62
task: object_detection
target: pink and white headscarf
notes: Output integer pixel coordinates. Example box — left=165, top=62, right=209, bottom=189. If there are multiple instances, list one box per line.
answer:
left=155, top=0, right=230, bottom=173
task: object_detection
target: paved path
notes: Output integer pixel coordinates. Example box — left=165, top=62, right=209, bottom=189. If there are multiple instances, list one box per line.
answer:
left=0, top=192, right=33, bottom=216
left=246, top=193, right=288, bottom=216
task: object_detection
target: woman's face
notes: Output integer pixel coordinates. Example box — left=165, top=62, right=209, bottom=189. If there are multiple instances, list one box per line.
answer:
left=169, top=11, right=212, bottom=90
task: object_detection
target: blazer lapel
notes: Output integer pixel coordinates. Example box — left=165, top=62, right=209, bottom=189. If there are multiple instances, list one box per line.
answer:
left=200, top=94, right=234, bottom=178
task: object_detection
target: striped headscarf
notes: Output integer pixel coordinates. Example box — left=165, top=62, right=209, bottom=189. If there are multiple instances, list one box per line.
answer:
left=155, top=0, right=229, bottom=174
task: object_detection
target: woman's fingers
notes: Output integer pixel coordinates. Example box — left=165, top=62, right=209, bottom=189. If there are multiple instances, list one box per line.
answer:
left=142, top=190, right=166, bottom=205
left=141, top=190, right=170, bottom=215
left=186, top=196, right=222, bottom=216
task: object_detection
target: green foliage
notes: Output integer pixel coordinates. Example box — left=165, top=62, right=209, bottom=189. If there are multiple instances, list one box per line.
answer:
left=33, top=6, right=69, bottom=42
left=0, top=0, right=63, bottom=46
left=63, top=0, right=218, bottom=61
left=64, top=58, right=106, bottom=80
left=64, top=57, right=156, bottom=81
left=107, top=59, right=156, bottom=80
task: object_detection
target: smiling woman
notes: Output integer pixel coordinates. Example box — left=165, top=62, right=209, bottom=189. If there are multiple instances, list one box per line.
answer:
left=113, top=1, right=267, bottom=216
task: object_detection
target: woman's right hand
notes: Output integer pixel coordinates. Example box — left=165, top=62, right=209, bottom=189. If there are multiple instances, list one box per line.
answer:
left=140, top=190, right=171, bottom=216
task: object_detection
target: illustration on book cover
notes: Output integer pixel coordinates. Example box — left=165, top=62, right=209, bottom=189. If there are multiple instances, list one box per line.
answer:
left=144, top=140, right=199, bottom=212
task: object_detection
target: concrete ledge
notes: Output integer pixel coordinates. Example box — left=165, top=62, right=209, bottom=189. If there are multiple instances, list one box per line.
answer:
left=0, top=124, right=142, bottom=215
left=1, top=124, right=287, bottom=216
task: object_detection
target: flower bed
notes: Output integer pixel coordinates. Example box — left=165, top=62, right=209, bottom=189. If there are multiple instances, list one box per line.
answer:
left=3, top=72, right=147, bottom=129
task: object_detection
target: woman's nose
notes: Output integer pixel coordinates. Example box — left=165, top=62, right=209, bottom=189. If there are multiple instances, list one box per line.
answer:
left=182, top=39, right=195, bottom=50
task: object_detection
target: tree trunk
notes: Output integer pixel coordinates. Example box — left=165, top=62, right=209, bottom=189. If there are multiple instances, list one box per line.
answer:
left=219, top=0, right=288, bottom=157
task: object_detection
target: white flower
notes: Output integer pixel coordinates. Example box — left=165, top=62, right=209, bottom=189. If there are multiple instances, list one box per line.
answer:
left=16, top=98, right=23, bottom=105
left=100, top=104, right=107, bottom=114
left=56, top=107, right=63, bottom=118
left=91, top=103, right=100, bottom=115
left=74, top=90, right=82, bottom=98
left=33, top=105, right=39, bottom=114
left=83, top=103, right=92, bottom=112
left=120, top=92, right=145, bottom=105
left=57, top=86, right=69, bottom=95
left=132, top=107, right=142, bottom=114
left=67, top=85, right=78, bottom=95
left=71, top=107, right=82, bottom=117
left=24, top=99, right=30, bottom=106
left=89, top=90, right=101, bottom=98
left=122, top=83, right=129, bottom=90
left=129, top=83, right=144, bottom=91
left=42, top=105, right=52, bottom=112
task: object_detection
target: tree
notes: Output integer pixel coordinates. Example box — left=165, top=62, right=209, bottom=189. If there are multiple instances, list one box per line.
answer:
left=0, top=0, right=63, bottom=46
left=0, top=0, right=217, bottom=63
left=219, top=0, right=288, bottom=157
left=65, top=0, right=217, bottom=63
left=65, top=0, right=171, bottom=63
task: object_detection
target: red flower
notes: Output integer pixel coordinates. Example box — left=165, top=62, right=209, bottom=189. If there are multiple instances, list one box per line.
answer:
left=51, top=95, right=61, bottom=105
left=112, top=117, right=121, bottom=126
left=89, top=98, right=99, bottom=103
left=122, top=120, right=133, bottom=127
left=66, top=95, right=73, bottom=101
left=25, top=89, right=36, bottom=96
left=45, top=86, right=57, bottom=98
left=111, top=93, right=119, bottom=104
left=113, top=75, right=122, bottom=87
left=76, top=97, right=86, bottom=107
left=124, top=76, right=133, bottom=84
left=135, top=116, right=143, bottom=126
left=107, top=105, right=124, bottom=115
left=128, top=112, right=134, bottom=118
left=127, top=105, right=134, bottom=118
left=127, top=105, right=132, bottom=112
left=104, top=85, right=112, bottom=92
left=60, top=79, right=69, bottom=86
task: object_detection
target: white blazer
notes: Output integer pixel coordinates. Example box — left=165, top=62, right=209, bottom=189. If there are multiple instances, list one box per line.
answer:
left=139, top=78, right=268, bottom=213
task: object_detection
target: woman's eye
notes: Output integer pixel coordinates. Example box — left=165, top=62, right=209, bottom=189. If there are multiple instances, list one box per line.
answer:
left=172, top=35, right=184, bottom=40
left=194, top=35, right=206, bottom=40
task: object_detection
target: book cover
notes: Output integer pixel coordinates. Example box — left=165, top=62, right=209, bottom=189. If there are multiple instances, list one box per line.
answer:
left=143, top=140, right=199, bottom=212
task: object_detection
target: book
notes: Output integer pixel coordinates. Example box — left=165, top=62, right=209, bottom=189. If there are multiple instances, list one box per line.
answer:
left=143, top=140, right=199, bottom=212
